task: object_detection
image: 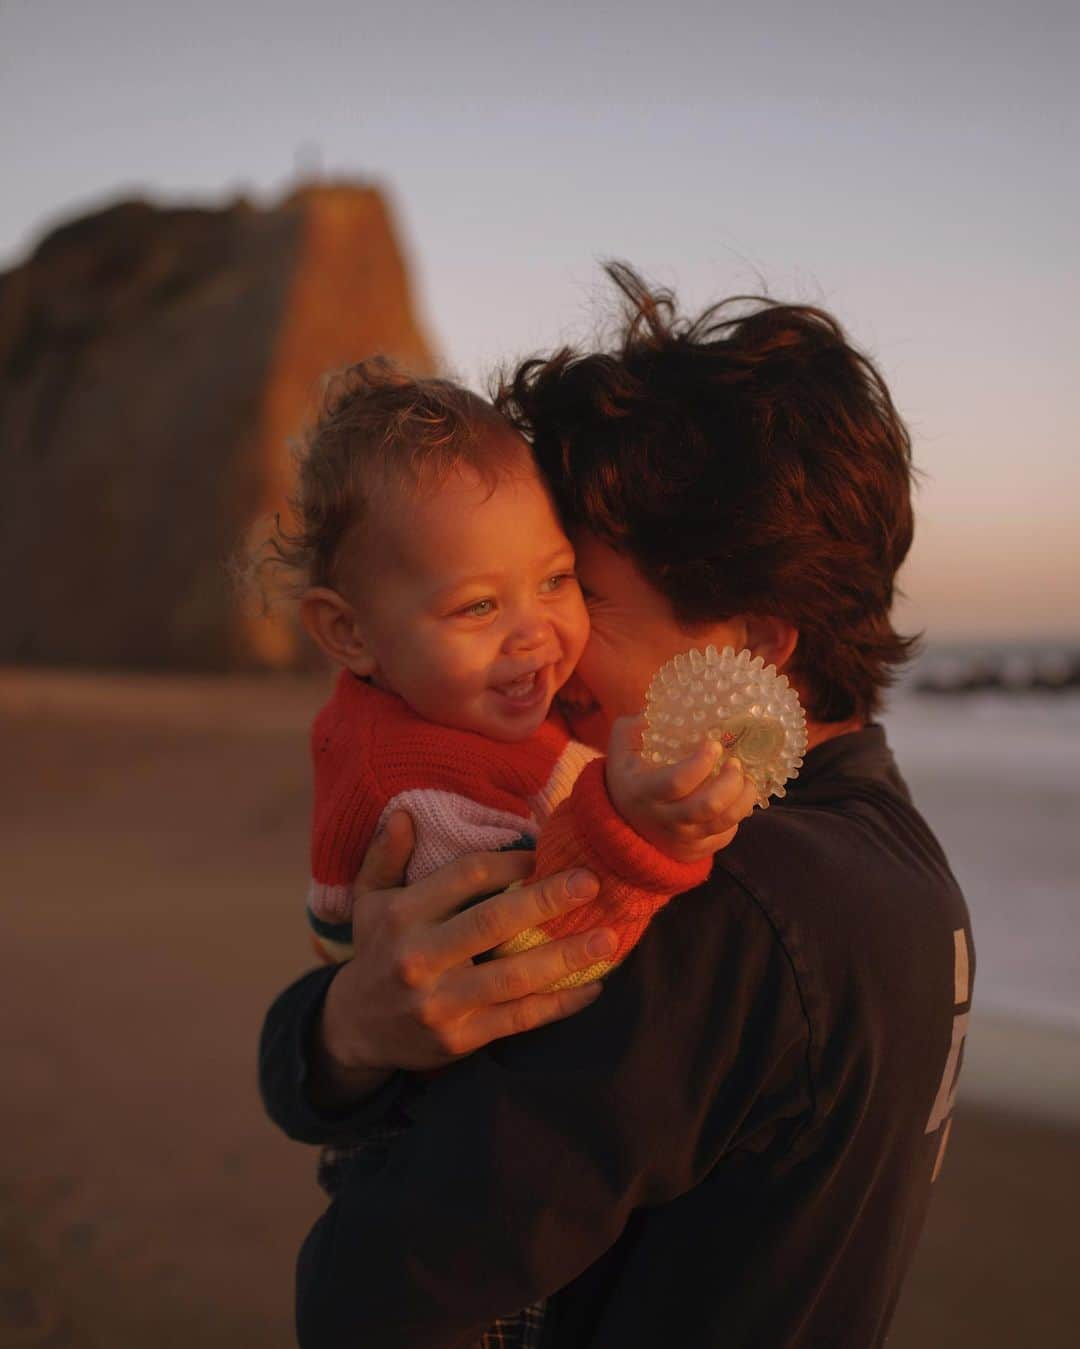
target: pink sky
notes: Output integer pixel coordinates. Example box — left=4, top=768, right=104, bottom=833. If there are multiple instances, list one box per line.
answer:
left=3, top=1, right=1077, bottom=641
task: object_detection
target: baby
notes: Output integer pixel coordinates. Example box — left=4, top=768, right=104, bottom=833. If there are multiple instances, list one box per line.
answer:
left=277, top=360, right=750, bottom=989
left=271, top=360, right=753, bottom=1349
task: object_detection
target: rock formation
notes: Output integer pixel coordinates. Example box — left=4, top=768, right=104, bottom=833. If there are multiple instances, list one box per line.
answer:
left=0, top=184, right=437, bottom=670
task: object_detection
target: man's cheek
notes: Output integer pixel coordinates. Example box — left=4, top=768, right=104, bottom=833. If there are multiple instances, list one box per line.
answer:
left=557, top=669, right=596, bottom=707
left=579, top=658, right=636, bottom=720
left=567, top=703, right=609, bottom=752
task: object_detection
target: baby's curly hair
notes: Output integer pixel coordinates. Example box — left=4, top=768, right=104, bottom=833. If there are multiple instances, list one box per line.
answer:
left=263, top=358, right=516, bottom=594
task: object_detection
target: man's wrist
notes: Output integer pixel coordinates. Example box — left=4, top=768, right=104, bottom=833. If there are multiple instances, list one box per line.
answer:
left=306, top=967, right=395, bottom=1111
left=307, top=1029, right=395, bottom=1112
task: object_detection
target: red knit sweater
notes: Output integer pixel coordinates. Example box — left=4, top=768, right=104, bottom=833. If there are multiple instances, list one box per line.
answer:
left=307, top=672, right=711, bottom=987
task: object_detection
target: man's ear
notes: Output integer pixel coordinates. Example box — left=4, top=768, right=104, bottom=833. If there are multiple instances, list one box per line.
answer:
left=744, top=614, right=798, bottom=673
left=299, top=587, right=377, bottom=676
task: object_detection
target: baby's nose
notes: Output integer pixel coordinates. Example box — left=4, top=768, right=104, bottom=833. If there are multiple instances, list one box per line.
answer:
left=505, top=617, right=556, bottom=654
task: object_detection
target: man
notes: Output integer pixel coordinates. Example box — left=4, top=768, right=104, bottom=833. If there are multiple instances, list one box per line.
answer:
left=259, top=265, right=972, bottom=1347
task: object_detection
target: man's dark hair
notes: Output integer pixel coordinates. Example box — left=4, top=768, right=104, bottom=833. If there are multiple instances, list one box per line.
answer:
left=497, top=264, right=918, bottom=722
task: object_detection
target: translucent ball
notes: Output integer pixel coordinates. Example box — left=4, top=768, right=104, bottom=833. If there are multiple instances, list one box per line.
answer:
left=642, top=645, right=808, bottom=808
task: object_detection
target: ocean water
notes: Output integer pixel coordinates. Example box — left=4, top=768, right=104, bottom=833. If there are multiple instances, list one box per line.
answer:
left=881, top=676, right=1079, bottom=1031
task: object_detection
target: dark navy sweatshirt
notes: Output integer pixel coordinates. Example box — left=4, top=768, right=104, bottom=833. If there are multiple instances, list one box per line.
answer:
left=259, top=726, right=973, bottom=1348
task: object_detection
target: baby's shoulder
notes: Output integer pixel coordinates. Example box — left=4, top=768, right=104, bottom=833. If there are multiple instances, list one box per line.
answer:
left=312, top=674, right=579, bottom=807
left=375, top=714, right=570, bottom=802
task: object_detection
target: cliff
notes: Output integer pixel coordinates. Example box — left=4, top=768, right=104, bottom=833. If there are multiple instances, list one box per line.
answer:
left=0, top=184, right=437, bottom=670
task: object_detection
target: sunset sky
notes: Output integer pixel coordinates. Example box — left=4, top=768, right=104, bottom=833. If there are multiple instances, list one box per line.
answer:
left=2, top=0, right=1077, bottom=641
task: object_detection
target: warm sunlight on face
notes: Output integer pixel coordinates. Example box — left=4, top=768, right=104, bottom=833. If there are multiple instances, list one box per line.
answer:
left=557, top=533, right=747, bottom=750
left=341, top=453, right=589, bottom=742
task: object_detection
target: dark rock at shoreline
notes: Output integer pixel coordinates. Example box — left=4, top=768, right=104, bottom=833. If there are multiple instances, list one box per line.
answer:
left=914, top=648, right=1080, bottom=695
left=0, top=184, right=436, bottom=670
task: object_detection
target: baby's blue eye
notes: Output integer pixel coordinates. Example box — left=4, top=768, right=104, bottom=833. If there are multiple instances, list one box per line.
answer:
left=461, top=599, right=494, bottom=617
left=542, top=572, right=576, bottom=593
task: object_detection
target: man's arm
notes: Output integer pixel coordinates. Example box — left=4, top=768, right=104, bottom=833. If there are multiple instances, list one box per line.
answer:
left=294, top=874, right=813, bottom=1349
left=259, top=821, right=621, bottom=1139
left=259, top=965, right=415, bottom=1143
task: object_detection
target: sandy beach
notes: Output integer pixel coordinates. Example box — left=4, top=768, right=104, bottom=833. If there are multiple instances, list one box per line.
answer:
left=2, top=669, right=1077, bottom=1348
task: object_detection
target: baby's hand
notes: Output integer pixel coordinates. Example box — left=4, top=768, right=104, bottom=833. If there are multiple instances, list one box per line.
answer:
left=605, top=715, right=760, bottom=864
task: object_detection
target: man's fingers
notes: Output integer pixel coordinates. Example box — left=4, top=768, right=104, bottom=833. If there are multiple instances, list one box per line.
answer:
left=399, top=848, right=538, bottom=926
left=430, top=868, right=600, bottom=967
left=354, top=810, right=416, bottom=896
left=434, top=927, right=618, bottom=1017
left=449, top=982, right=604, bottom=1055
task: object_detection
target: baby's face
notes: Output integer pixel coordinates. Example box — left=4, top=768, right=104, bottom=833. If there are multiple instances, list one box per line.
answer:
left=343, top=449, right=589, bottom=741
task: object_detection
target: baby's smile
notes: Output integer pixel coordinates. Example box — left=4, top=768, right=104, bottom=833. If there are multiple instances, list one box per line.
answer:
left=495, top=669, right=539, bottom=699
left=489, top=664, right=554, bottom=716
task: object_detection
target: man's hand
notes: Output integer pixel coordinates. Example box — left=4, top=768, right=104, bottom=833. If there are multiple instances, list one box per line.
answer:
left=604, top=716, right=760, bottom=864
left=313, top=812, right=616, bottom=1108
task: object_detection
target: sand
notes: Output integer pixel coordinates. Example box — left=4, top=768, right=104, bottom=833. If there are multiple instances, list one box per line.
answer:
left=2, top=669, right=1077, bottom=1348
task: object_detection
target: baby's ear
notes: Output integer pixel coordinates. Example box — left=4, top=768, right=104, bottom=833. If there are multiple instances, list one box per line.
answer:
left=299, top=587, right=377, bottom=676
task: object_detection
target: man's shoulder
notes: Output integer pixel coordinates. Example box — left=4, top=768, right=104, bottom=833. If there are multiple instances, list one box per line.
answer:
left=698, top=728, right=971, bottom=1129
left=471, top=861, right=814, bottom=1184
left=489, top=859, right=809, bottom=1106
left=716, top=739, right=965, bottom=933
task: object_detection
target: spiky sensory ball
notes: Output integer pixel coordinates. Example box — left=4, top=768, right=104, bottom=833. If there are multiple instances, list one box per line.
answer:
left=642, top=645, right=808, bottom=807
